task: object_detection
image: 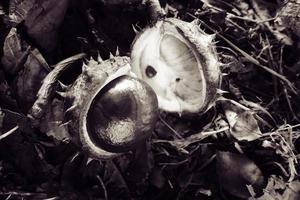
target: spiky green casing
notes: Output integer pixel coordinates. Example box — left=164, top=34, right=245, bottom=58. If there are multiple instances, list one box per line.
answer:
left=131, top=18, right=221, bottom=114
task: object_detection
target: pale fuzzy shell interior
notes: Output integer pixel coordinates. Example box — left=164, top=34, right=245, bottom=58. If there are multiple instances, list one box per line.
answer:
left=131, top=18, right=221, bottom=114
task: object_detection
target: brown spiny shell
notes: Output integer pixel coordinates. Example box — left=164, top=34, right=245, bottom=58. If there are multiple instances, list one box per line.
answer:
left=63, top=56, right=158, bottom=159
left=131, top=18, right=221, bottom=115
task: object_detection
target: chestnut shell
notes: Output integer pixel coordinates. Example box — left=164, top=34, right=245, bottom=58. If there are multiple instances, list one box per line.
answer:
left=65, top=56, right=158, bottom=159
left=87, top=75, right=158, bottom=153
left=131, top=18, right=221, bottom=114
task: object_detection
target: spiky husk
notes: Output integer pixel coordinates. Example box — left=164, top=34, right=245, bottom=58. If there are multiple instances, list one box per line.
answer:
left=64, top=56, right=158, bottom=159
left=131, top=18, right=222, bottom=114
left=64, top=56, right=131, bottom=159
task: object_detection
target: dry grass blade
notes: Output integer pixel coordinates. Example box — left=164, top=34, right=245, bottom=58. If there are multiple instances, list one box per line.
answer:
left=0, top=125, right=19, bottom=141
left=153, top=126, right=229, bottom=149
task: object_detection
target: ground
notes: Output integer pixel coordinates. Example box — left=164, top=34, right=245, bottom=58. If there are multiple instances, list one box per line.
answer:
left=0, top=0, right=300, bottom=199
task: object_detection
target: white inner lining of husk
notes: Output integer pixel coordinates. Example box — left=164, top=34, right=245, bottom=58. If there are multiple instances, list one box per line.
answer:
left=138, top=29, right=206, bottom=113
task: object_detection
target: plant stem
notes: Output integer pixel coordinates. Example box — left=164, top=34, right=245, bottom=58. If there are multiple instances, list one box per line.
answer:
left=0, top=126, right=19, bottom=141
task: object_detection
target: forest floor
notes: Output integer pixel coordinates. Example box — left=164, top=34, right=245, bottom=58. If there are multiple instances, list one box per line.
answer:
left=0, top=0, right=300, bottom=199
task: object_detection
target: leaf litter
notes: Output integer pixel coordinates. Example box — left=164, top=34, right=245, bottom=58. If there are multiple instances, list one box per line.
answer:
left=0, top=0, right=300, bottom=199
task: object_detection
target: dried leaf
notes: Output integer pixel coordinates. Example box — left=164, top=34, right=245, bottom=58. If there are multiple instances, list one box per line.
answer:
left=282, top=180, right=300, bottom=200
left=0, top=140, right=53, bottom=183
left=29, top=53, right=85, bottom=125
left=1, top=28, right=29, bottom=75
left=0, top=70, right=19, bottom=110
left=251, top=0, right=293, bottom=45
left=14, top=48, right=50, bottom=112
left=222, top=100, right=262, bottom=141
left=0, top=109, right=4, bottom=129
left=216, top=151, right=265, bottom=199
left=2, top=30, right=50, bottom=113
left=0, top=4, right=4, bottom=15
left=278, top=0, right=300, bottom=37
left=257, top=176, right=300, bottom=200
left=103, top=160, right=132, bottom=199
left=101, top=0, right=142, bottom=5
left=24, top=0, right=70, bottom=51
left=149, top=167, right=166, bottom=188
left=0, top=108, right=30, bottom=133
left=125, top=143, right=154, bottom=194
left=9, top=0, right=36, bottom=24
left=40, top=98, right=70, bottom=141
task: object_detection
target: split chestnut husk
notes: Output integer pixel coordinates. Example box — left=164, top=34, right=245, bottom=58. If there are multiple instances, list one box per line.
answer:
left=30, top=55, right=158, bottom=159
left=131, top=1, right=221, bottom=115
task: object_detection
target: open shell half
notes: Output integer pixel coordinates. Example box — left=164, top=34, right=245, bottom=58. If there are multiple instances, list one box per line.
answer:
left=30, top=55, right=158, bottom=159
left=65, top=56, right=158, bottom=159
left=131, top=18, right=221, bottom=114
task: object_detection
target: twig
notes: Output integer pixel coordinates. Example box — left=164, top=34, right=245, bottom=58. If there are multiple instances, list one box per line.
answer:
left=264, top=35, right=279, bottom=102
left=0, top=126, right=19, bottom=141
left=86, top=9, right=104, bottom=45
left=97, top=175, right=108, bottom=200
left=0, top=191, right=49, bottom=198
left=152, top=126, right=229, bottom=149
left=159, top=158, right=189, bottom=166
left=159, top=115, right=183, bottom=139
left=4, top=194, right=11, bottom=200
left=249, top=0, right=292, bottom=45
left=279, top=45, right=300, bottom=121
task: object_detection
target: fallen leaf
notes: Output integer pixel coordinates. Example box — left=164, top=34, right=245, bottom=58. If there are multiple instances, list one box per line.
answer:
left=1, top=28, right=29, bottom=75
left=251, top=0, right=293, bottom=45
left=277, top=0, right=300, bottom=37
left=222, top=100, right=262, bottom=141
left=40, top=98, right=70, bottom=141
left=0, top=70, right=19, bottom=111
left=0, top=3, right=4, bottom=15
left=282, top=180, right=300, bottom=200
left=125, top=142, right=154, bottom=194
left=14, top=48, right=50, bottom=112
left=24, top=0, right=70, bottom=52
left=257, top=176, right=300, bottom=200
left=8, top=0, right=36, bottom=24
left=149, top=166, right=166, bottom=189
left=103, top=160, right=132, bottom=199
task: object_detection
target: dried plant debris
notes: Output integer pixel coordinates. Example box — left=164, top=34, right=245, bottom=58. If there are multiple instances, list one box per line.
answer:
left=2, top=28, right=30, bottom=75
left=2, top=28, right=50, bottom=112
left=278, top=0, right=300, bottom=37
left=24, top=0, right=70, bottom=52
left=0, top=0, right=299, bottom=199
left=222, top=98, right=262, bottom=141
left=216, top=151, right=266, bottom=198
left=8, top=0, right=36, bottom=24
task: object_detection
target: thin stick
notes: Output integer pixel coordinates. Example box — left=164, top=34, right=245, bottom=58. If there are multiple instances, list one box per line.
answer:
left=97, top=175, right=108, bottom=200
left=153, top=126, right=229, bottom=149
left=0, top=126, right=19, bottom=141
left=159, top=115, right=183, bottom=139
